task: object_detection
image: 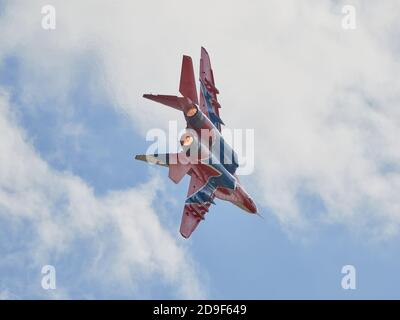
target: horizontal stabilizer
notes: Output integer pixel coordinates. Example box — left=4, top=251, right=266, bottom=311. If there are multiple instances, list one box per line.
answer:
left=135, top=153, right=191, bottom=183
left=143, top=94, right=185, bottom=111
left=169, top=162, right=191, bottom=184
left=135, top=154, right=169, bottom=167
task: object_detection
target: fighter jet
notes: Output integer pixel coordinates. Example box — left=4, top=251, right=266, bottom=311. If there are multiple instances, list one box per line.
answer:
left=136, top=47, right=257, bottom=238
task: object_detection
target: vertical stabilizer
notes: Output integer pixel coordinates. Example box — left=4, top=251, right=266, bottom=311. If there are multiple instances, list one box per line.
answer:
left=179, top=55, right=199, bottom=104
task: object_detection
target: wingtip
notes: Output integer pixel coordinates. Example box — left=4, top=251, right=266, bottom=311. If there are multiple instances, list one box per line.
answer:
left=134, top=154, right=144, bottom=161
left=143, top=94, right=152, bottom=99
left=180, top=230, right=191, bottom=239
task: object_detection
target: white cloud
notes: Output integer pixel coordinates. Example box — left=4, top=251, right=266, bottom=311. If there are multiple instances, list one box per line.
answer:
left=0, top=0, right=400, bottom=253
left=0, top=91, right=205, bottom=298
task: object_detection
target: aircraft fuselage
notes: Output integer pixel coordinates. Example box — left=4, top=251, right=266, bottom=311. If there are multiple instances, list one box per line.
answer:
left=184, top=104, right=257, bottom=214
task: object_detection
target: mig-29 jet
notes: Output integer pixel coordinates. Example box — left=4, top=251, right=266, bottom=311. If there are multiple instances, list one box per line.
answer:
left=136, top=48, right=257, bottom=238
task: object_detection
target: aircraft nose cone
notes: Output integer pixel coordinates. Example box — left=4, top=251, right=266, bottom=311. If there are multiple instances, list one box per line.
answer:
left=246, top=197, right=257, bottom=213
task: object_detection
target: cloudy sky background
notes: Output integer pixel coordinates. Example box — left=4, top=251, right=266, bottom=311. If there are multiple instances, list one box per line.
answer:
left=0, top=0, right=400, bottom=299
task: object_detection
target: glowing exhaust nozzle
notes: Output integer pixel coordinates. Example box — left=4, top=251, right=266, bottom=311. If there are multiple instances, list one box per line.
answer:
left=180, top=134, right=194, bottom=147
left=185, top=106, right=198, bottom=117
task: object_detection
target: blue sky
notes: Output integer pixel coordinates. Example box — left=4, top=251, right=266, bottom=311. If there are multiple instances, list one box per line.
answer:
left=0, top=0, right=400, bottom=299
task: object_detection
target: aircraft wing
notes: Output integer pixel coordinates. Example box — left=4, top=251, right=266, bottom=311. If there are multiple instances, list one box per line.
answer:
left=199, top=47, right=224, bottom=131
left=180, top=173, right=216, bottom=238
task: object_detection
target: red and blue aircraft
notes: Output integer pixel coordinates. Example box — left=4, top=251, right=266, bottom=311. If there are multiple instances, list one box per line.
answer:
left=136, top=48, right=257, bottom=238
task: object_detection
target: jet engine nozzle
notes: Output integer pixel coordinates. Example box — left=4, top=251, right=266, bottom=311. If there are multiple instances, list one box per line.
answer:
left=184, top=105, right=198, bottom=117
left=180, top=131, right=198, bottom=151
left=179, top=130, right=210, bottom=161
